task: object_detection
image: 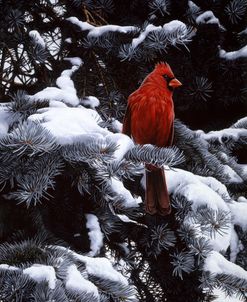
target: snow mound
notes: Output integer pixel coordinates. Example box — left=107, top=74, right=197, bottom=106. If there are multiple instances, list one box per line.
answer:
left=29, top=62, right=81, bottom=106
left=23, top=264, right=56, bottom=289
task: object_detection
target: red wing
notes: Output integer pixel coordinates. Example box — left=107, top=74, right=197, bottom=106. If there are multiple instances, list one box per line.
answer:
left=122, top=104, right=132, bottom=137
left=167, top=121, right=174, bottom=146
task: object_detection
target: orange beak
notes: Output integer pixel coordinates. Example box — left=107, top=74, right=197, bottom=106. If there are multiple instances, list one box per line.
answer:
left=169, top=78, right=182, bottom=88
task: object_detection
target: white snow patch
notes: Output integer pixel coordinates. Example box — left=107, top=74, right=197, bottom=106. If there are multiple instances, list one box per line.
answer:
left=29, top=65, right=80, bottom=106
left=213, top=289, right=245, bottom=302
left=204, top=251, right=247, bottom=280
left=49, top=100, right=68, bottom=108
left=106, top=133, right=134, bottom=161
left=29, top=30, right=46, bottom=48
left=74, top=255, right=129, bottom=286
left=220, top=45, right=247, bottom=60
left=132, top=24, right=161, bottom=49
left=23, top=264, right=56, bottom=289
left=28, top=106, right=108, bottom=145
left=228, top=200, right=247, bottom=231
left=67, top=17, right=135, bottom=38
left=230, top=226, right=240, bottom=263
left=131, top=20, right=188, bottom=49
left=196, top=11, right=220, bottom=25
left=166, top=169, right=231, bottom=251
left=66, top=264, right=99, bottom=298
left=199, top=128, right=247, bottom=143
left=85, top=214, right=104, bottom=257
left=223, top=165, right=243, bottom=183
left=0, top=264, right=19, bottom=271
left=64, top=57, right=82, bottom=66
left=163, top=20, right=187, bottom=32
left=65, top=37, right=72, bottom=43
left=81, top=96, right=100, bottom=109
left=0, top=106, right=12, bottom=137
left=111, top=119, right=122, bottom=133
left=232, top=116, right=247, bottom=129
left=110, top=177, right=139, bottom=208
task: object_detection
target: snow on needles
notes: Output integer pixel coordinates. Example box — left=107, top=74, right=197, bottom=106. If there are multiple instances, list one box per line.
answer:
left=66, top=264, right=99, bottom=298
left=204, top=251, right=247, bottom=280
left=220, top=45, right=247, bottom=60
left=85, top=214, right=104, bottom=256
left=0, top=105, right=14, bottom=138
left=72, top=253, right=129, bottom=287
left=29, top=30, right=46, bottom=48
left=67, top=16, right=135, bottom=38
left=166, top=168, right=231, bottom=252
left=131, top=20, right=188, bottom=49
left=29, top=58, right=82, bottom=106
left=166, top=167, right=247, bottom=293
left=28, top=106, right=108, bottom=145
left=23, top=264, right=57, bottom=289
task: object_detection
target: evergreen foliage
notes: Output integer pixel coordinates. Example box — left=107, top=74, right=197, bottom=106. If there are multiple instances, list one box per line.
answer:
left=0, top=0, right=247, bottom=301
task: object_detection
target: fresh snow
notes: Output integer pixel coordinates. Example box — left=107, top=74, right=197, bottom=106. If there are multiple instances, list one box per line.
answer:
left=29, top=62, right=81, bottom=106
left=29, top=30, right=46, bottom=48
left=228, top=199, right=247, bottom=231
left=166, top=168, right=231, bottom=251
left=67, top=17, right=135, bottom=38
left=81, top=96, right=100, bottom=109
left=213, top=289, right=244, bottom=302
left=110, top=177, right=139, bottom=208
left=66, top=264, right=99, bottom=298
left=196, top=11, right=220, bottom=25
left=131, top=20, right=188, bottom=49
left=23, top=264, right=57, bottom=289
left=0, top=106, right=13, bottom=138
left=106, top=133, right=134, bottom=161
left=111, top=119, right=123, bottom=133
left=28, top=106, right=108, bottom=145
left=74, top=254, right=129, bottom=286
left=220, top=45, right=247, bottom=60
left=230, top=226, right=241, bottom=263
left=163, top=20, right=187, bottom=33
left=64, top=57, right=82, bottom=66
left=199, top=128, right=247, bottom=143
left=132, top=24, right=161, bottom=49
left=166, top=166, right=247, bottom=295
left=204, top=251, right=247, bottom=280
left=0, top=264, right=19, bottom=271
left=85, top=214, right=104, bottom=256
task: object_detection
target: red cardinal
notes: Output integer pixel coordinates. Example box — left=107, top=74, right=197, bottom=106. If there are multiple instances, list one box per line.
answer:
left=122, top=62, right=182, bottom=216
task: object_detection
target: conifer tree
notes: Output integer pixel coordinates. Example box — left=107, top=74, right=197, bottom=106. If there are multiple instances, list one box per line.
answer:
left=0, top=0, right=247, bottom=301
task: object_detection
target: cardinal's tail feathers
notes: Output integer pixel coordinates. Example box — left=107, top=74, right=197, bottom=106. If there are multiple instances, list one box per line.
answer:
left=145, top=165, right=171, bottom=216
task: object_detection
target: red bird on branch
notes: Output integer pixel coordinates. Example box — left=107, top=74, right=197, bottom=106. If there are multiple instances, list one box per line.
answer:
left=122, top=62, right=182, bottom=216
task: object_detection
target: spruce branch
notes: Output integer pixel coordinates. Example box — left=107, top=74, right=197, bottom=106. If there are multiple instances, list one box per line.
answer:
left=149, top=0, right=171, bottom=16
left=7, top=90, right=49, bottom=120
left=192, top=206, right=231, bottom=238
left=32, top=281, right=69, bottom=302
left=187, top=77, right=213, bottom=102
left=125, top=144, right=185, bottom=167
left=90, top=275, right=138, bottom=302
left=225, top=0, right=247, bottom=24
left=0, top=121, right=59, bottom=157
left=171, top=251, right=195, bottom=280
left=62, top=138, right=118, bottom=165
left=150, top=224, right=176, bottom=252
left=178, top=223, right=198, bottom=244
left=108, top=159, right=143, bottom=181
left=9, top=155, right=64, bottom=206
left=172, top=194, right=193, bottom=222
left=0, top=270, right=35, bottom=301
left=189, top=237, right=213, bottom=266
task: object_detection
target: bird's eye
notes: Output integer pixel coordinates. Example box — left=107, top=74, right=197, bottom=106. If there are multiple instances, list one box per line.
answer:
left=162, top=74, right=169, bottom=81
